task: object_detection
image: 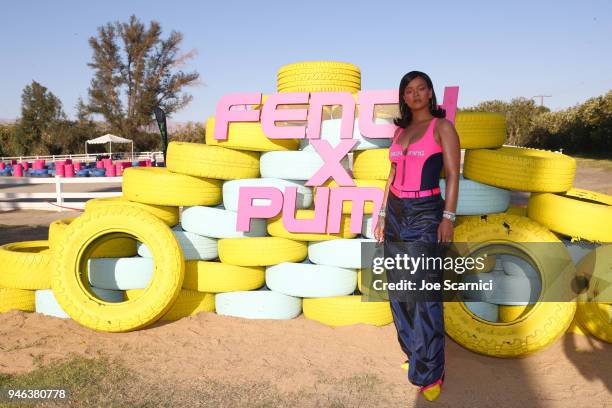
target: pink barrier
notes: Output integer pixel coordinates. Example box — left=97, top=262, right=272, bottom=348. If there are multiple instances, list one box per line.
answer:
left=64, top=164, right=74, bottom=178
left=21, top=162, right=29, bottom=171
left=115, top=162, right=132, bottom=176
left=64, top=158, right=72, bottom=165
left=13, top=164, right=23, bottom=177
left=96, top=160, right=104, bottom=169
left=105, top=165, right=116, bottom=177
left=56, top=163, right=65, bottom=177
left=73, top=162, right=81, bottom=171
left=103, top=158, right=112, bottom=168
left=145, top=159, right=152, bottom=167
left=33, top=160, right=44, bottom=170
left=138, top=160, right=146, bottom=167
left=10, top=160, right=17, bottom=165
left=0, top=162, right=5, bottom=170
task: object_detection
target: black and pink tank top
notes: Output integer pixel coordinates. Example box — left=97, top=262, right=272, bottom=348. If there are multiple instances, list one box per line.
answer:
left=388, top=118, right=443, bottom=196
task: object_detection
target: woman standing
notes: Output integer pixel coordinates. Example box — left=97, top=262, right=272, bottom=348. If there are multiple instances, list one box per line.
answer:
left=374, top=71, right=460, bottom=401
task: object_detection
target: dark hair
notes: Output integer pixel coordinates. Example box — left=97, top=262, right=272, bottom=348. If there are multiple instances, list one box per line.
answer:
left=394, top=71, right=446, bottom=128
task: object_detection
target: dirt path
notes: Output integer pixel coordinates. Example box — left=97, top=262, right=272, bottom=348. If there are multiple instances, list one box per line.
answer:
left=0, top=311, right=610, bottom=408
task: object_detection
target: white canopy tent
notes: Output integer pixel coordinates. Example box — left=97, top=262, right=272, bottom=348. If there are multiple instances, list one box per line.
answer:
left=85, top=134, right=134, bottom=159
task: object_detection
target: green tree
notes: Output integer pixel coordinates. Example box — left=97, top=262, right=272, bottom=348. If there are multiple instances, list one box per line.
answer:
left=17, top=81, right=66, bottom=154
left=84, top=15, right=199, bottom=138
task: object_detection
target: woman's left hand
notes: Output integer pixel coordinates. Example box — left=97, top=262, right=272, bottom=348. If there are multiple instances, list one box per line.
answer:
left=437, top=218, right=454, bottom=243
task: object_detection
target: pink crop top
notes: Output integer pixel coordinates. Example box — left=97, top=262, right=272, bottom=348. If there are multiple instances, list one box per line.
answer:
left=388, top=118, right=443, bottom=194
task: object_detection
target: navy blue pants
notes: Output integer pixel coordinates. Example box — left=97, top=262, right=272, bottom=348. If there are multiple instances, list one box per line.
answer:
left=383, top=191, right=446, bottom=387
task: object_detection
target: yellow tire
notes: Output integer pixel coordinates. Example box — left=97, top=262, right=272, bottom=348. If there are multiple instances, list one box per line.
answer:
left=0, top=241, right=52, bottom=290
left=454, top=112, right=506, bottom=149
left=51, top=205, right=184, bottom=332
left=527, top=188, right=612, bottom=242
left=125, top=289, right=215, bottom=321
left=183, top=261, right=264, bottom=292
left=353, top=149, right=391, bottom=180
left=303, top=296, right=392, bottom=327
left=576, top=244, right=612, bottom=343
left=464, top=146, right=576, bottom=192
left=267, top=210, right=357, bottom=241
left=277, top=68, right=361, bottom=81
left=277, top=61, right=361, bottom=76
left=316, top=179, right=386, bottom=214
left=48, top=218, right=137, bottom=258
left=498, top=305, right=533, bottom=323
left=278, top=85, right=361, bottom=93
left=278, top=74, right=361, bottom=87
left=123, top=167, right=222, bottom=206
left=85, top=196, right=179, bottom=226
left=445, top=213, right=576, bottom=357
left=166, top=141, right=260, bottom=180
left=0, top=287, right=35, bottom=312
left=218, top=237, right=307, bottom=266
left=205, top=117, right=299, bottom=152
left=505, top=206, right=527, bottom=217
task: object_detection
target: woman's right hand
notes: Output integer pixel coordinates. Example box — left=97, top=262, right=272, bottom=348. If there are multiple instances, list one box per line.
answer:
left=374, top=218, right=385, bottom=243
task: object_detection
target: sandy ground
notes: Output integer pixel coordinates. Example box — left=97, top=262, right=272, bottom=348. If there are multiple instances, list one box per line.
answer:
left=0, top=159, right=611, bottom=406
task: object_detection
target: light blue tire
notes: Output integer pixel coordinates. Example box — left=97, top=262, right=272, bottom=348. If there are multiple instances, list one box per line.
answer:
left=138, top=230, right=218, bottom=260
left=464, top=301, right=499, bottom=322
left=308, top=238, right=377, bottom=269
left=35, top=288, right=124, bottom=318
left=222, top=178, right=312, bottom=212
left=301, top=118, right=393, bottom=151
left=266, top=262, right=357, bottom=297
left=462, top=268, right=541, bottom=306
left=88, top=257, right=154, bottom=290
left=215, top=290, right=302, bottom=319
left=440, top=175, right=510, bottom=215
left=260, top=150, right=349, bottom=180
left=181, top=206, right=267, bottom=238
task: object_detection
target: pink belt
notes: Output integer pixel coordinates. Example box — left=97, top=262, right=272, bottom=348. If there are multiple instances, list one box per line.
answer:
left=390, top=185, right=441, bottom=199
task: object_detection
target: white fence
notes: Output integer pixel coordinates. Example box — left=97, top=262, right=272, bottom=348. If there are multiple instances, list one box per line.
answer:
left=0, top=176, right=122, bottom=211
left=1, top=151, right=163, bottom=163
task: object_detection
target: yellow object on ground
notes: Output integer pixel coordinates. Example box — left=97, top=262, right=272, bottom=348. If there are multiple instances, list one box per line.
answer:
left=303, top=295, right=392, bottom=327
left=0, top=241, right=52, bottom=290
left=125, top=289, right=215, bottom=321
left=52, top=205, right=184, bottom=332
left=0, top=287, right=35, bottom=312
left=445, top=213, right=576, bottom=357
left=576, top=244, right=612, bottom=343
left=353, top=149, right=391, bottom=180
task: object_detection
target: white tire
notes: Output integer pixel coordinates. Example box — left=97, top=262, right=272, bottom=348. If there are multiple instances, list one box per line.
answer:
left=215, top=290, right=302, bottom=319
left=222, top=178, right=313, bottom=212
left=308, top=238, right=377, bottom=269
left=300, top=118, right=393, bottom=151
left=440, top=175, right=510, bottom=215
left=137, top=230, right=218, bottom=260
left=35, top=288, right=124, bottom=319
left=181, top=206, right=267, bottom=238
left=265, top=262, right=357, bottom=297
left=260, top=150, right=349, bottom=180
left=88, top=257, right=154, bottom=290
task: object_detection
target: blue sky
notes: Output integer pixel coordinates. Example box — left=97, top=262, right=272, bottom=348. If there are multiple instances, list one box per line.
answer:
left=1, top=0, right=610, bottom=122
